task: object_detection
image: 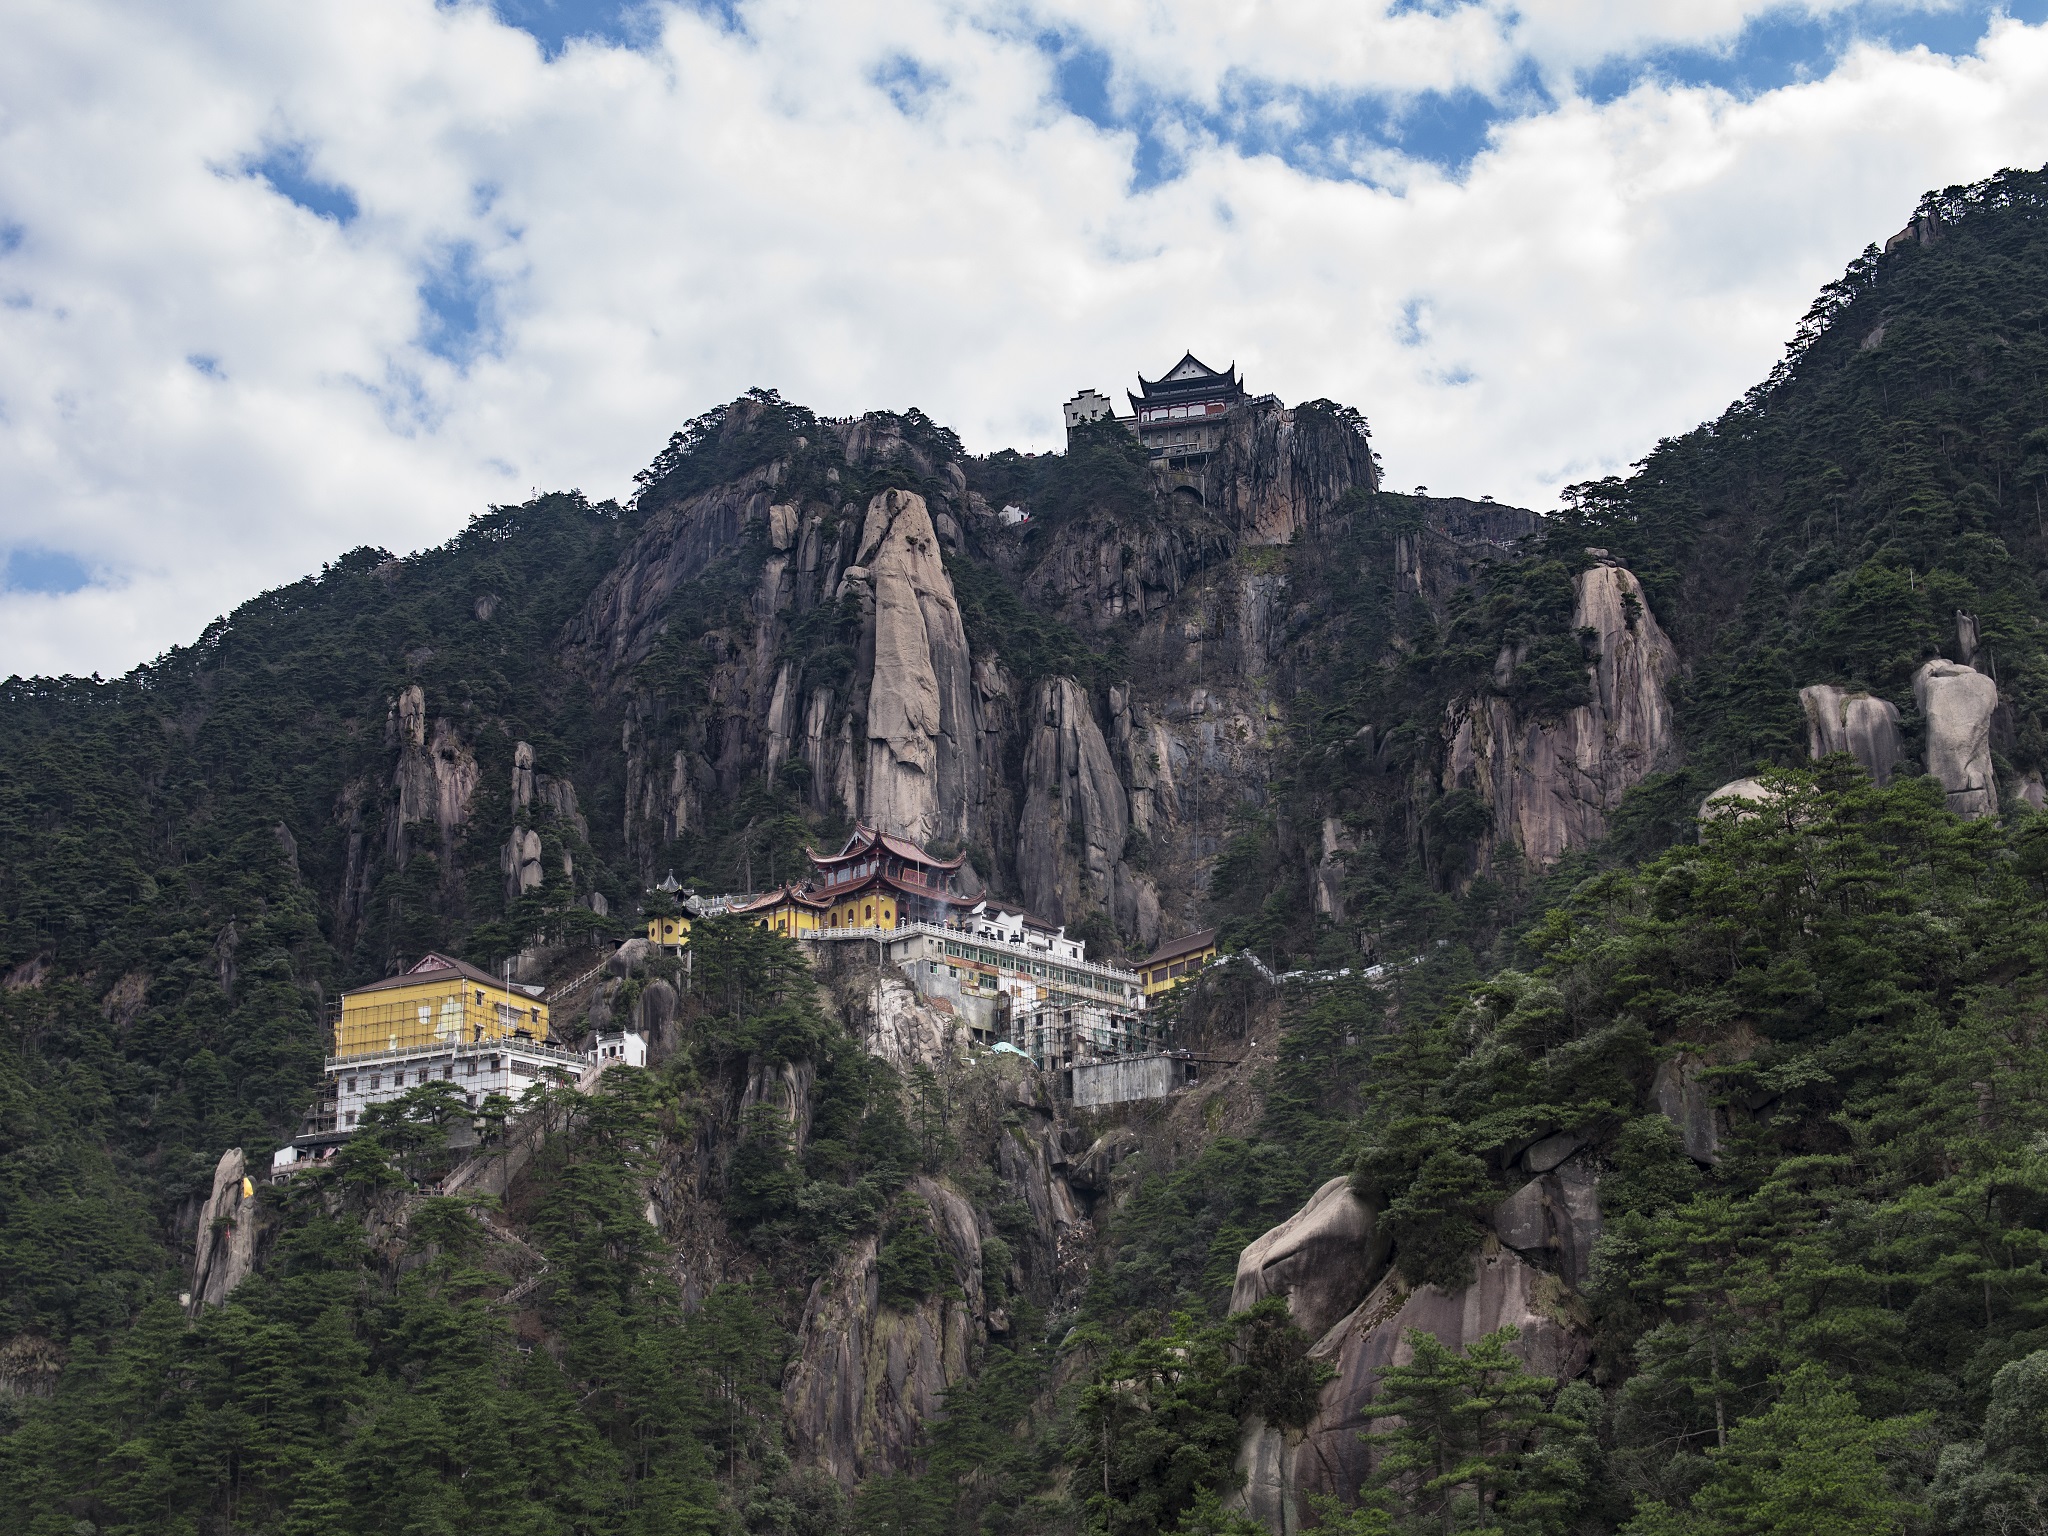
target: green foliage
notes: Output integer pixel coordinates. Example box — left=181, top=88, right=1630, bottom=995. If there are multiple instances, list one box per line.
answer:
left=1623, top=1365, right=1923, bottom=1536
left=1073, top=1303, right=1323, bottom=1536
left=1363, top=1327, right=1577, bottom=1534
left=946, top=554, right=1123, bottom=688
left=875, top=1196, right=958, bottom=1311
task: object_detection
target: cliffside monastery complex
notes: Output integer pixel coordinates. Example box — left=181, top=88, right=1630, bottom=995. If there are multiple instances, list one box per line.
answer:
left=290, top=819, right=1220, bottom=1163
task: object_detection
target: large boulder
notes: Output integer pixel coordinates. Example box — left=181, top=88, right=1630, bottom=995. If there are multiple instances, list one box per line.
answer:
left=1915, top=659, right=1999, bottom=817
left=1800, top=684, right=1902, bottom=784
left=1232, top=1241, right=1590, bottom=1533
left=1230, top=1175, right=1389, bottom=1344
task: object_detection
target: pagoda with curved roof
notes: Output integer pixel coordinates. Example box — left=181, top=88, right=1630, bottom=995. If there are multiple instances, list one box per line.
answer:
left=1127, top=352, right=1246, bottom=467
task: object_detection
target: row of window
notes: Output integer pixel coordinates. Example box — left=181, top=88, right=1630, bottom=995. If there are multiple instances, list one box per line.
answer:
left=343, top=1057, right=493, bottom=1093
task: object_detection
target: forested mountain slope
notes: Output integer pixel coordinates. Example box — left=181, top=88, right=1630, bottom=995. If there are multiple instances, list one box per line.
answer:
left=3, top=164, right=2048, bottom=1536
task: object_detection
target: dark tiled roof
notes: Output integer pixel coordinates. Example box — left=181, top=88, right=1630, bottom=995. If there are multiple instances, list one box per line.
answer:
left=1142, top=929, right=1219, bottom=969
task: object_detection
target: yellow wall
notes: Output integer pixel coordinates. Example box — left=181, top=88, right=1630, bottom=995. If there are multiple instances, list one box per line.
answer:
left=824, top=894, right=894, bottom=928
left=335, top=977, right=551, bottom=1058
left=1141, top=945, right=1216, bottom=998
left=752, top=901, right=823, bottom=935
left=647, top=916, right=693, bottom=947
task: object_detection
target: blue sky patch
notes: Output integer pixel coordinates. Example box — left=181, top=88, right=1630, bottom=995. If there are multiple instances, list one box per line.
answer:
left=187, top=354, right=224, bottom=379
left=0, top=223, right=23, bottom=256
left=872, top=54, right=947, bottom=115
left=1042, top=2, right=2046, bottom=187
left=3, top=548, right=92, bottom=595
left=480, top=0, right=658, bottom=54
left=1581, top=2, right=2048, bottom=105
left=246, top=142, right=359, bottom=224
left=417, top=242, right=500, bottom=367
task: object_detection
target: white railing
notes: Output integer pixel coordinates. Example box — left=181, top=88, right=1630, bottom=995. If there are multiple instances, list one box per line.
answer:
left=799, top=921, right=1143, bottom=993
left=325, top=1037, right=590, bottom=1072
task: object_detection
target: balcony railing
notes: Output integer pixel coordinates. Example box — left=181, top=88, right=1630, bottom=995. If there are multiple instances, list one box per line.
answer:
left=800, top=921, right=1142, bottom=992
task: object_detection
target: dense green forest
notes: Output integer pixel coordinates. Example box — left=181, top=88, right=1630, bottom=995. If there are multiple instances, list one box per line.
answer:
left=5, top=164, right=2048, bottom=1536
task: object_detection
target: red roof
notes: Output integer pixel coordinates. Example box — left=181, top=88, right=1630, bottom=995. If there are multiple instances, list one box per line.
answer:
left=734, top=883, right=832, bottom=914
left=807, top=823, right=963, bottom=871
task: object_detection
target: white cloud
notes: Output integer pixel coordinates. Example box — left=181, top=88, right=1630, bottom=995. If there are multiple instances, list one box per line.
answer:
left=2, top=0, right=2047, bottom=676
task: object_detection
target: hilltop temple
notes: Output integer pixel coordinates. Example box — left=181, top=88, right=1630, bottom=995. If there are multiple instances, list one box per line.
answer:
left=1062, top=352, right=1250, bottom=468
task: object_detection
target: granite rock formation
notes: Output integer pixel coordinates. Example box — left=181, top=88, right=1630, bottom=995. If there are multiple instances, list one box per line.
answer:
left=1915, top=658, right=2000, bottom=817
left=189, top=1147, right=259, bottom=1314
left=1800, top=684, right=1903, bottom=784
left=1443, top=558, right=1679, bottom=869
left=1228, top=1175, right=1388, bottom=1344
left=783, top=1177, right=985, bottom=1487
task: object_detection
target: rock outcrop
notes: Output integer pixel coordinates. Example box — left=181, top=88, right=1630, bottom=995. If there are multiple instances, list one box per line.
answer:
left=189, top=1148, right=259, bottom=1314
left=1017, top=677, right=1129, bottom=926
left=859, top=490, right=982, bottom=848
left=1233, top=1241, right=1590, bottom=1533
left=1186, top=398, right=1379, bottom=544
left=1443, top=559, right=1679, bottom=869
left=784, top=1177, right=984, bottom=1487
left=1229, top=1175, right=1387, bottom=1343
left=1653, top=1054, right=1720, bottom=1164
left=1915, top=658, right=2000, bottom=817
left=1490, top=1159, right=1601, bottom=1288
left=1800, top=684, right=1903, bottom=784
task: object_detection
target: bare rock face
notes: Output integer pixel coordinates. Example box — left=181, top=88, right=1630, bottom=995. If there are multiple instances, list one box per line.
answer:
left=1232, top=1242, right=1590, bottom=1533
left=1188, top=398, right=1379, bottom=545
left=784, top=1177, right=984, bottom=1487
left=1800, top=685, right=1903, bottom=784
left=860, top=489, right=981, bottom=847
left=387, top=687, right=480, bottom=864
left=1229, top=1175, right=1388, bottom=1344
left=1443, top=560, right=1679, bottom=869
left=190, top=1148, right=259, bottom=1314
left=868, top=967, right=967, bottom=1071
left=1017, top=677, right=1129, bottom=925
left=1653, top=1054, right=1720, bottom=1164
left=1490, top=1159, right=1602, bottom=1288
left=1915, top=658, right=2000, bottom=817
left=503, top=827, right=542, bottom=900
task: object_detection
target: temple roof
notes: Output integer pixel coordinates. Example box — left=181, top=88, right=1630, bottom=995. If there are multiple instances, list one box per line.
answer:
left=1132, top=353, right=1242, bottom=402
left=809, top=822, right=965, bottom=871
left=734, top=883, right=833, bottom=913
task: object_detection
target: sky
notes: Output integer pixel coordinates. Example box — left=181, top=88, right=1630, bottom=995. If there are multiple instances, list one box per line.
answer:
left=5, top=1, right=2048, bottom=678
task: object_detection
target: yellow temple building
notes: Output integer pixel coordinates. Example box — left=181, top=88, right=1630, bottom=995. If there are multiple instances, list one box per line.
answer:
left=334, top=952, right=552, bottom=1058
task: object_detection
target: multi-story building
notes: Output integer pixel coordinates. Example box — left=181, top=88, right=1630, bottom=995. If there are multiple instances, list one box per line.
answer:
left=298, top=952, right=586, bottom=1141
left=1128, top=354, right=1247, bottom=467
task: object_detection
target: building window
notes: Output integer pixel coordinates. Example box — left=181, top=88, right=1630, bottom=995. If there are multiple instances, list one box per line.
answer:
left=369, top=1074, right=380, bottom=1089
left=345, top=1111, right=357, bottom=1126
left=864, top=904, right=873, bottom=920
left=465, top=1059, right=476, bottom=1077
left=346, top=1076, right=357, bottom=1092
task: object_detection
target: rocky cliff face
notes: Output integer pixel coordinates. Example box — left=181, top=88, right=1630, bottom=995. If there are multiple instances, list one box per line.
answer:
left=783, top=1177, right=985, bottom=1487
left=1443, top=558, right=1679, bottom=869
